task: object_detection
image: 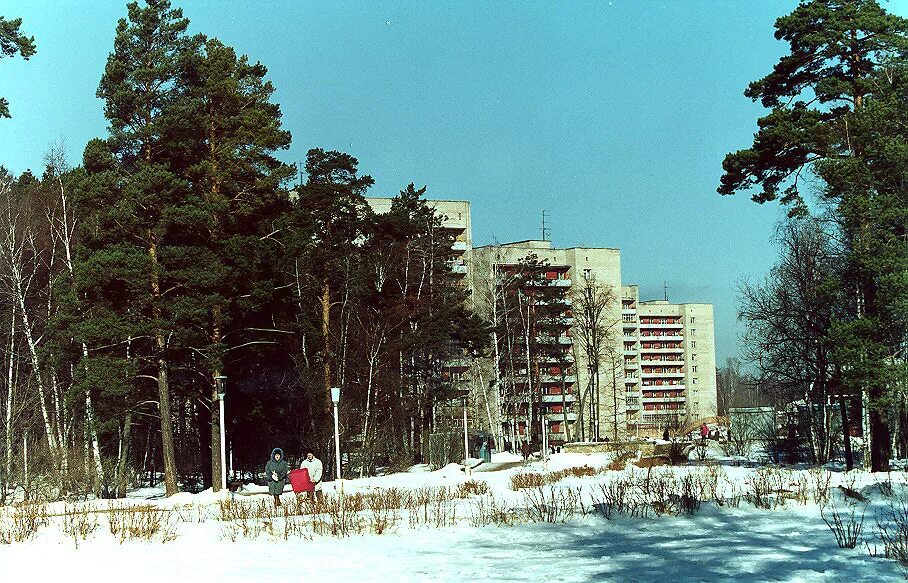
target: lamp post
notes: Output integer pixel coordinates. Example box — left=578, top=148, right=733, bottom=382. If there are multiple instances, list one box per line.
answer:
left=463, top=396, right=471, bottom=477
left=215, top=375, right=227, bottom=492
left=331, top=386, right=342, bottom=494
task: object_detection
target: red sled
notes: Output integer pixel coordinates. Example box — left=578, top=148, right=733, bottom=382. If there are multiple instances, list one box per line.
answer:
left=289, top=468, right=314, bottom=493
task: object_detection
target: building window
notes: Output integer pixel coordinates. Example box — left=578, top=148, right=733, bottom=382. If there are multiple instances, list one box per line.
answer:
left=692, top=378, right=698, bottom=385
left=692, top=365, right=698, bottom=373
left=690, top=316, right=696, bottom=324
left=691, top=341, right=697, bottom=348
left=691, top=353, right=697, bottom=361
left=691, top=328, right=696, bottom=335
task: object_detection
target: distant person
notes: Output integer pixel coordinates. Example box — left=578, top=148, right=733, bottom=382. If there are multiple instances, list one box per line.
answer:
left=521, top=440, right=531, bottom=461
left=299, top=451, right=324, bottom=502
left=662, top=428, right=670, bottom=441
left=700, top=423, right=709, bottom=441
left=265, top=447, right=289, bottom=506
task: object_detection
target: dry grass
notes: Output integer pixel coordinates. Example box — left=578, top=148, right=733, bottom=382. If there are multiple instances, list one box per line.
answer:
left=634, top=456, right=671, bottom=468
left=107, top=503, right=178, bottom=543
left=456, top=480, right=491, bottom=498
left=0, top=502, right=47, bottom=544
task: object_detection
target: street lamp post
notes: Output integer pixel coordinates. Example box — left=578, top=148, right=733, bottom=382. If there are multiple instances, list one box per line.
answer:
left=215, top=375, right=227, bottom=492
left=331, top=386, right=342, bottom=494
left=463, top=396, right=471, bottom=477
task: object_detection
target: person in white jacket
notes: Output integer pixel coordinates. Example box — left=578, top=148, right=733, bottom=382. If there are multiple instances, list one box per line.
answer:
left=299, top=451, right=324, bottom=502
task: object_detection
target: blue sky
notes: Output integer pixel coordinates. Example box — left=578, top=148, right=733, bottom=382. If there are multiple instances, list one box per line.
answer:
left=4, top=1, right=905, bottom=364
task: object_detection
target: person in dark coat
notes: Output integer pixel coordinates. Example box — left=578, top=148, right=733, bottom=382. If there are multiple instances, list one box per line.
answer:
left=265, top=447, right=289, bottom=506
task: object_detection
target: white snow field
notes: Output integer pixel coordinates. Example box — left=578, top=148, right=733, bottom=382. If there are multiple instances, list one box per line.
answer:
left=1, top=452, right=906, bottom=582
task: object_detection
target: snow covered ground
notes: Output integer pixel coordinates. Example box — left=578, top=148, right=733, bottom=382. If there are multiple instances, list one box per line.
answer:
left=1, top=452, right=906, bottom=582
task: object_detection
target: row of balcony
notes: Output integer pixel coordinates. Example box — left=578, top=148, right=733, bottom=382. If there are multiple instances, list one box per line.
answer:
left=641, top=383, right=686, bottom=390
left=515, top=373, right=578, bottom=384
left=638, top=322, right=683, bottom=329
left=641, top=371, right=685, bottom=378
left=637, top=334, right=685, bottom=341
left=541, top=393, right=577, bottom=403
left=642, top=396, right=686, bottom=404
left=538, top=334, right=572, bottom=345
left=640, top=358, right=684, bottom=365
left=545, top=412, right=578, bottom=422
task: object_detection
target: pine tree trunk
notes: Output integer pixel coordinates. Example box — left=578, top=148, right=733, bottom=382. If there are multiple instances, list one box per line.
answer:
left=210, top=304, right=224, bottom=492
left=116, top=410, right=133, bottom=498
left=870, top=403, right=892, bottom=472
left=149, top=236, right=179, bottom=496
left=321, top=278, right=332, bottom=403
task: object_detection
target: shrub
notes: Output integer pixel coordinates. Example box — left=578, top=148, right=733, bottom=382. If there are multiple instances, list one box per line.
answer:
left=61, top=504, right=99, bottom=548
left=869, top=497, right=908, bottom=576
left=0, top=502, right=47, bottom=544
left=456, top=480, right=491, bottom=498
left=821, top=500, right=867, bottom=549
left=510, top=472, right=547, bottom=490
left=108, top=504, right=178, bottom=543
left=522, top=485, right=576, bottom=524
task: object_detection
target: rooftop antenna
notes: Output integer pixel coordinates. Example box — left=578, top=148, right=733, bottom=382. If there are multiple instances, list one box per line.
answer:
left=541, top=210, right=551, bottom=241
left=664, top=281, right=669, bottom=302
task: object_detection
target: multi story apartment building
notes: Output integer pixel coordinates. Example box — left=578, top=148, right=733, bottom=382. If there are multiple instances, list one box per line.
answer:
left=471, top=240, right=624, bottom=446
left=366, top=196, right=717, bottom=443
left=365, top=197, right=472, bottom=281
left=622, top=285, right=718, bottom=435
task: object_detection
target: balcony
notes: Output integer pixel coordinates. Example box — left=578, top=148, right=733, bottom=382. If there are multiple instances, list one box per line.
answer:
left=542, top=393, right=577, bottom=403
left=540, top=374, right=577, bottom=384
left=451, top=241, right=468, bottom=252
left=638, top=322, right=683, bottom=329
left=625, top=402, right=641, bottom=411
left=641, top=384, right=686, bottom=391
left=641, top=370, right=685, bottom=379
left=624, top=376, right=639, bottom=385
left=640, top=358, right=684, bottom=366
left=539, top=352, right=574, bottom=364
left=539, top=297, right=572, bottom=307
left=623, top=361, right=638, bottom=369
left=622, top=308, right=637, bottom=315
left=444, top=358, right=471, bottom=370
left=622, top=321, right=637, bottom=329
left=545, top=412, right=578, bottom=422
left=642, top=396, right=686, bottom=404
left=450, top=263, right=468, bottom=275
left=549, top=279, right=572, bottom=287
left=538, top=334, right=571, bottom=345
left=639, top=334, right=684, bottom=342
left=623, top=349, right=638, bottom=356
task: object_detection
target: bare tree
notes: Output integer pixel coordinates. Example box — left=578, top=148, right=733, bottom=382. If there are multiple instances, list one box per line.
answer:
left=571, top=274, right=620, bottom=441
left=738, top=217, right=847, bottom=464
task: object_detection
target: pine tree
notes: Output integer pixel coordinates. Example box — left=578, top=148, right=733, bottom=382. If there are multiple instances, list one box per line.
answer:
left=719, top=0, right=908, bottom=471
left=0, top=16, right=36, bottom=118
left=82, top=0, right=194, bottom=495
left=173, top=36, right=294, bottom=490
